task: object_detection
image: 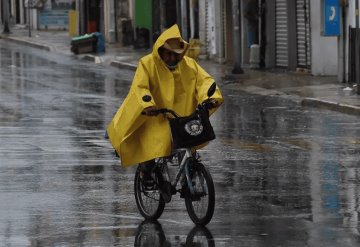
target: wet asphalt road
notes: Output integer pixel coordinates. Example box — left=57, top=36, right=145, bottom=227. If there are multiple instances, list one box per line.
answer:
left=0, top=40, right=360, bottom=247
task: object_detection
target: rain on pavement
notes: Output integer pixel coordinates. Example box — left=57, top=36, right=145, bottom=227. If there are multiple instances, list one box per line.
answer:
left=0, top=40, right=359, bottom=247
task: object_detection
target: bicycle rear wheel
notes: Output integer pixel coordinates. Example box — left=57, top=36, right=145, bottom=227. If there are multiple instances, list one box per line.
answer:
left=185, top=162, right=215, bottom=225
left=134, top=166, right=165, bottom=220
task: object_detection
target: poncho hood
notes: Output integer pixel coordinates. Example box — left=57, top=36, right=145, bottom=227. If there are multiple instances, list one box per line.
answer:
left=152, top=24, right=189, bottom=61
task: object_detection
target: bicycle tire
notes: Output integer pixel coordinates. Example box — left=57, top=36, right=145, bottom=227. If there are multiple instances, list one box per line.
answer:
left=184, top=162, right=215, bottom=225
left=134, top=166, right=165, bottom=220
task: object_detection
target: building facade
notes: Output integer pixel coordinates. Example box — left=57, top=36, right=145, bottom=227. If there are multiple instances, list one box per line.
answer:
left=3, top=0, right=360, bottom=82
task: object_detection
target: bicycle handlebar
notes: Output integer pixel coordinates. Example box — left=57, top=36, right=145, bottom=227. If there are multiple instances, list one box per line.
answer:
left=141, top=100, right=217, bottom=117
left=141, top=108, right=178, bottom=117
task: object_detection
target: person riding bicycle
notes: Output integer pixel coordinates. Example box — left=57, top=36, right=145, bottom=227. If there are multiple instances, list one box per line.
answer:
left=106, top=24, right=223, bottom=186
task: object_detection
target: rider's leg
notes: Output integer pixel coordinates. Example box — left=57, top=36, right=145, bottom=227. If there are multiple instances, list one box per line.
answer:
left=139, top=160, right=155, bottom=188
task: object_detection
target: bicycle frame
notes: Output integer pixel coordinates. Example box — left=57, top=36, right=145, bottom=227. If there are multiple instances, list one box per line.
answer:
left=155, top=147, right=196, bottom=197
left=141, top=82, right=218, bottom=200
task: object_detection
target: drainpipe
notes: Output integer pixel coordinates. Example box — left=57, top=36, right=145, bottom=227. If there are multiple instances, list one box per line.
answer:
left=232, top=0, right=244, bottom=74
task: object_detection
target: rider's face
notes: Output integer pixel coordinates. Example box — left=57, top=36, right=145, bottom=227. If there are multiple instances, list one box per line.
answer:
left=159, top=48, right=183, bottom=68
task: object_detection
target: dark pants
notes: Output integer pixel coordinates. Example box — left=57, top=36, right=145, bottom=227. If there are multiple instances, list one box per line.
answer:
left=139, top=160, right=155, bottom=173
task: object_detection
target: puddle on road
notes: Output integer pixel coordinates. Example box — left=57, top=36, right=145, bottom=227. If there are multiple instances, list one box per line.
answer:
left=221, top=138, right=272, bottom=152
left=280, top=138, right=320, bottom=150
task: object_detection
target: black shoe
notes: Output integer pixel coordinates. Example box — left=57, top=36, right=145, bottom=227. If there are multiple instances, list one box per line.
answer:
left=142, top=172, right=155, bottom=190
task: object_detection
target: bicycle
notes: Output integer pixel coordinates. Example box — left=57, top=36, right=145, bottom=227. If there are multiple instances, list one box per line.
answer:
left=134, top=83, right=218, bottom=226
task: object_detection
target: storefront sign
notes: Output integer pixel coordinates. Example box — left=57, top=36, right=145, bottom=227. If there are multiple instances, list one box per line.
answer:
left=39, top=0, right=75, bottom=30
left=323, top=0, right=341, bottom=36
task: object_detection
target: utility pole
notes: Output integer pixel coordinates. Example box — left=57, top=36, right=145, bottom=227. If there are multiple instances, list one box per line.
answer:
left=28, top=0, right=32, bottom=37
left=232, top=0, right=244, bottom=74
left=356, top=0, right=360, bottom=94
left=2, top=0, right=10, bottom=33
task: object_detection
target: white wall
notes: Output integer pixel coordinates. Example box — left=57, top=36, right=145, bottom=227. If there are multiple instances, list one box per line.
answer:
left=204, top=0, right=226, bottom=63
left=207, top=0, right=216, bottom=56
left=104, top=0, right=116, bottom=43
left=348, top=0, right=354, bottom=26
left=310, top=0, right=338, bottom=76
left=32, top=9, right=38, bottom=30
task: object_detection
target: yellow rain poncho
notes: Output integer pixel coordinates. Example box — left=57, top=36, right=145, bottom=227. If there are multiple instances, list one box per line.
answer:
left=107, top=24, right=223, bottom=167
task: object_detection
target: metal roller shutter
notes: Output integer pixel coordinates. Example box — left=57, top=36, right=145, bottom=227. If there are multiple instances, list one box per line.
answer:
left=296, top=0, right=311, bottom=68
left=275, top=0, right=288, bottom=67
left=205, top=0, right=209, bottom=55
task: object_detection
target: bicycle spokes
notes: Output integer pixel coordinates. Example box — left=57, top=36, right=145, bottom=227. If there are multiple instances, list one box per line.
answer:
left=185, top=163, right=215, bottom=225
left=135, top=167, right=165, bottom=220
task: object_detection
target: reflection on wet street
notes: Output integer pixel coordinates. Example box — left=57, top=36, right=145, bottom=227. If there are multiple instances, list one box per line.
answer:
left=0, top=40, right=359, bottom=246
left=134, top=220, right=214, bottom=246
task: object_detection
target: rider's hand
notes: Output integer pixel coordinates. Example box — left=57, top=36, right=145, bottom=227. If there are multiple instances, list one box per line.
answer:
left=206, top=99, right=220, bottom=109
left=142, top=106, right=158, bottom=116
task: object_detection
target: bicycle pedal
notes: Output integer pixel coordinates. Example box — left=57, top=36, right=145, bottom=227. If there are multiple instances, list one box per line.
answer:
left=179, top=186, right=189, bottom=198
left=141, top=176, right=156, bottom=191
left=161, top=192, right=172, bottom=203
left=160, top=181, right=172, bottom=203
left=180, top=192, right=188, bottom=199
left=191, top=192, right=207, bottom=201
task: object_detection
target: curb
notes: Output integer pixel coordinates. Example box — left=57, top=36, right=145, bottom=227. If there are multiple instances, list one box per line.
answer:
left=110, top=60, right=137, bottom=71
left=1, top=36, right=53, bottom=51
left=230, top=86, right=360, bottom=116
left=82, top=54, right=103, bottom=64
left=301, top=98, right=360, bottom=116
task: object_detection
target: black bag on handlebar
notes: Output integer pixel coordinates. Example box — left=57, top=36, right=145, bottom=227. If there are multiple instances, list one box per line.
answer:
left=169, top=107, right=215, bottom=149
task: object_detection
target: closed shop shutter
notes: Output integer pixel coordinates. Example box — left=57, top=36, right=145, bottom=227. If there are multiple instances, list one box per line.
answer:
left=275, top=0, right=288, bottom=67
left=221, top=0, right=226, bottom=60
left=205, top=0, right=209, bottom=55
left=296, top=0, right=311, bottom=68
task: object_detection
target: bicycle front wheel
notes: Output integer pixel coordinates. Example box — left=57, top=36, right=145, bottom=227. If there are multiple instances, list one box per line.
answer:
left=185, top=162, right=215, bottom=225
left=134, top=167, right=165, bottom=220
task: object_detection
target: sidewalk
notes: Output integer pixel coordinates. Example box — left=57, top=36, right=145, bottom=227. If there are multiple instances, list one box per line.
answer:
left=1, top=26, right=359, bottom=115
